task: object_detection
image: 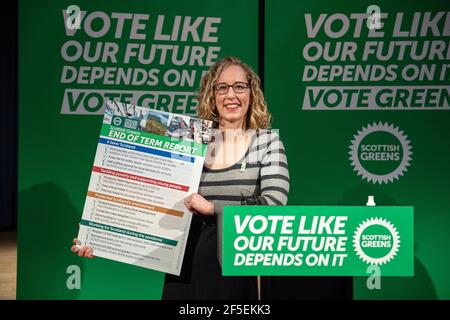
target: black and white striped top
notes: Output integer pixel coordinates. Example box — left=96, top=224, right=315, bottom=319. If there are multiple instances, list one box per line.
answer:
left=163, top=130, right=289, bottom=293
left=197, top=129, right=290, bottom=265
left=199, top=129, right=290, bottom=215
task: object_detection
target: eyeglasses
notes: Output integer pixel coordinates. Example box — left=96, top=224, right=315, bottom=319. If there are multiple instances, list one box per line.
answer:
left=214, top=82, right=250, bottom=95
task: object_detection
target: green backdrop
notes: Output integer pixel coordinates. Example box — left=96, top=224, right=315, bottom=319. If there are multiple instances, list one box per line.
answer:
left=19, top=0, right=450, bottom=300
left=18, top=0, right=258, bottom=299
left=265, top=0, right=450, bottom=299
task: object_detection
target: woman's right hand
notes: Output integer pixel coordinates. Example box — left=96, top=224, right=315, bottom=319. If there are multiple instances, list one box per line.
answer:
left=184, top=193, right=214, bottom=215
left=71, top=238, right=94, bottom=258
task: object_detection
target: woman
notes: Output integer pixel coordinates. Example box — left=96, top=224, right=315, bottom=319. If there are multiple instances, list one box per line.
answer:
left=72, top=56, right=289, bottom=300
left=162, top=56, right=289, bottom=299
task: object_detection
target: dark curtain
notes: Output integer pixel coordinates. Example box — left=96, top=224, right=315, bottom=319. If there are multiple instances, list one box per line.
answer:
left=0, top=2, right=18, bottom=229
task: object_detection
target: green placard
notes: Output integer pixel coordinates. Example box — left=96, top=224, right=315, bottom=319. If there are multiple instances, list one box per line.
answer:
left=222, top=206, right=413, bottom=276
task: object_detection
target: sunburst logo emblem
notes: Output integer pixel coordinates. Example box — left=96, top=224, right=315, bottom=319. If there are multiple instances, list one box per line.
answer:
left=353, top=217, right=400, bottom=265
left=349, top=122, right=412, bottom=184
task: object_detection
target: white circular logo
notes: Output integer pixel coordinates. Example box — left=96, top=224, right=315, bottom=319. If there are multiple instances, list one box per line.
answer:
left=349, top=122, right=412, bottom=184
left=353, top=217, right=400, bottom=265
left=113, top=116, right=122, bottom=126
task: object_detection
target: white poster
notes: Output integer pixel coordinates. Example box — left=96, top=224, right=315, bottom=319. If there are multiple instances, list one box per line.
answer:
left=77, top=101, right=212, bottom=275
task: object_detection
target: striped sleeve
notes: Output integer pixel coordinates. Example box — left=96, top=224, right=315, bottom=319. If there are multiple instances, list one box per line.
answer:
left=257, top=132, right=290, bottom=205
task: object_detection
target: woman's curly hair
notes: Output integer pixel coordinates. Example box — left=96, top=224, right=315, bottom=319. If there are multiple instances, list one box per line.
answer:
left=197, top=56, right=272, bottom=129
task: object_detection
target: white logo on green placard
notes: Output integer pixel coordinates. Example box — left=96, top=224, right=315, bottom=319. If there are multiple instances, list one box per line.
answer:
left=349, top=122, right=412, bottom=184
left=113, top=116, right=123, bottom=126
left=353, top=217, right=400, bottom=265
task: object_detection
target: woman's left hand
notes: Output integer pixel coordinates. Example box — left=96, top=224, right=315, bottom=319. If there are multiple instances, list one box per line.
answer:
left=184, top=193, right=214, bottom=215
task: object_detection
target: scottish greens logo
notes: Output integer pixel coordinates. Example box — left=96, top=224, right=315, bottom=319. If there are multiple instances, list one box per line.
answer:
left=111, top=115, right=140, bottom=130
left=349, top=122, right=412, bottom=184
left=353, top=217, right=400, bottom=265
left=112, top=116, right=123, bottom=126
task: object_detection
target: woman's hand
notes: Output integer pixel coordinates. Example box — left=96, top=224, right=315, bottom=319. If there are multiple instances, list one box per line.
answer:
left=184, top=193, right=214, bottom=215
left=71, top=238, right=95, bottom=258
